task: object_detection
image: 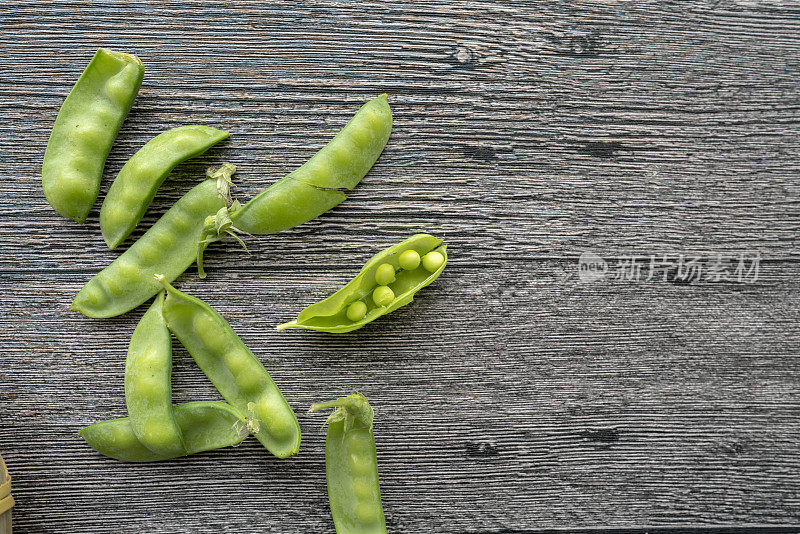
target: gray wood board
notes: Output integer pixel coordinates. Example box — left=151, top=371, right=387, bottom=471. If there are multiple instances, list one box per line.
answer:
left=1, top=1, right=799, bottom=532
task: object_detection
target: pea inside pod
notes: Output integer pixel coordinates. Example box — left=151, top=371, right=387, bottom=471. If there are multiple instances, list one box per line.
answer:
left=71, top=164, right=235, bottom=319
left=310, top=393, right=387, bottom=534
left=79, top=401, right=251, bottom=462
left=277, top=233, right=448, bottom=333
left=124, top=291, right=185, bottom=457
left=157, top=275, right=301, bottom=458
left=101, top=125, right=229, bottom=249
left=42, top=48, right=144, bottom=223
left=196, top=94, right=392, bottom=277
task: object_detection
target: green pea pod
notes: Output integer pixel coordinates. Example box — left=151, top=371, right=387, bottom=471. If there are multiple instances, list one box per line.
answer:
left=197, top=94, right=392, bottom=277
left=79, top=401, right=252, bottom=462
left=157, top=276, right=302, bottom=458
left=71, top=164, right=234, bottom=319
left=310, top=393, right=386, bottom=534
left=124, top=291, right=185, bottom=457
left=43, top=48, right=144, bottom=223
left=277, top=234, right=447, bottom=333
left=101, top=125, right=230, bottom=249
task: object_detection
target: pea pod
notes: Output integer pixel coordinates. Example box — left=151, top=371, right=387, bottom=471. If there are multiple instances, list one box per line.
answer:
left=197, top=93, right=392, bottom=277
left=79, top=401, right=252, bottom=462
left=277, top=234, right=447, bottom=333
left=43, top=48, right=144, bottom=223
left=310, top=393, right=386, bottom=534
left=71, top=164, right=235, bottom=319
left=157, top=276, right=301, bottom=458
left=101, top=125, right=230, bottom=249
left=124, top=291, right=185, bottom=457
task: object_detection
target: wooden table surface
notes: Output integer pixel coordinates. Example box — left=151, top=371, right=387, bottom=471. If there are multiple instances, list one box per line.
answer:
left=1, top=1, right=799, bottom=533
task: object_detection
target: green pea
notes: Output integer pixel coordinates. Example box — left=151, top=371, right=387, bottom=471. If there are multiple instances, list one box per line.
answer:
left=152, top=229, right=176, bottom=250
left=103, top=276, right=125, bottom=297
left=256, top=394, right=294, bottom=440
left=354, top=502, right=380, bottom=524
left=101, top=204, right=125, bottom=228
left=348, top=451, right=368, bottom=472
left=92, top=101, right=119, bottom=124
left=100, top=125, right=229, bottom=249
left=82, top=285, right=105, bottom=308
left=352, top=479, right=374, bottom=500
left=197, top=94, right=393, bottom=277
left=73, top=122, right=105, bottom=148
left=350, top=124, right=374, bottom=149
left=346, top=301, right=367, bottom=322
left=171, top=212, right=195, bottom=234
left=105, top=64, right=140, bottom=104
left=124, top=292, right=185, bottom=458
left=72, top=173, right=231, bottom=319
left=278, top=234, right=448, bottom=333
left=42, top=48, right=144, bottom=223
left=114, top=259, right=139, bottom=280
left=374, top=263, right=395, bottom=286
left=372, top=286, right=394, bottom=307
left=135, top=373, right=162, bottom=397
left=79, top=401, right=250, bottom=462
left=422, top=250, right=445, bottom=273
left=69, top=154, right=95, bottom=175
left=57, top=173, right=92, bottom=207
left=398, top=249, right=421, bottom=270
left=310, top=393, right=386, bottom=534
left=224, top=350, right=264, bottom=391
left=329, top=144, right=352, bottom=170
left=308, top=161, right=334, bottom=185
left=345, top=429, right=370, bottom=450
left=194, top=313, right=229, bottom=355
left=158, top=277, right=301, bottom=458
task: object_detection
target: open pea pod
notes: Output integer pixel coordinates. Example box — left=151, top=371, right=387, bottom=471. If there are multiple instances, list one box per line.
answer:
left=277, top=233, right=447, bottom=333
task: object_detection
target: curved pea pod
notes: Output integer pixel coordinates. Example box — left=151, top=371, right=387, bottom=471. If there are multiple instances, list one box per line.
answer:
left=124, top=291, right=185, bottom=457
left=43, top=48, right=144, bottom=223
left=233, top=93, right=392, bottom=229
left=277, top=234, right=447, bottom=333
left=157, top=277, right=302, bottom=458
left=310, top=393, right=386, bottom=534
left=196, top=94, right=392, bottom=277
left=101, top=125, right=230, bottom=249
left=71, top=164, right=234, bottom=319
left=79, top=401, right=251, bottom=462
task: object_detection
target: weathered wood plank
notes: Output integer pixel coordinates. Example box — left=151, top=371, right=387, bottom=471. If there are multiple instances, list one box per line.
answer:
left=0, top=0, right=799, bottom=532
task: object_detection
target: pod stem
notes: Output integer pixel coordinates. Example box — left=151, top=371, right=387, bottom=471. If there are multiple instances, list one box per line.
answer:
left=209, top=162, right=237, bottom=205
left=153, top=273, right=176, bottom=294
left=197, top=163, right=251, bottom=279
left=275, top=320, right=297, bottom=332
left=309, top=392, right=374, bottom=433
left=232, top=402, right=263, bottom=441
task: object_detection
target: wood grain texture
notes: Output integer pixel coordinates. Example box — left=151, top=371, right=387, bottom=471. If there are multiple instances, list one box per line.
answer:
left=1, top=0, right=799, bottom=532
